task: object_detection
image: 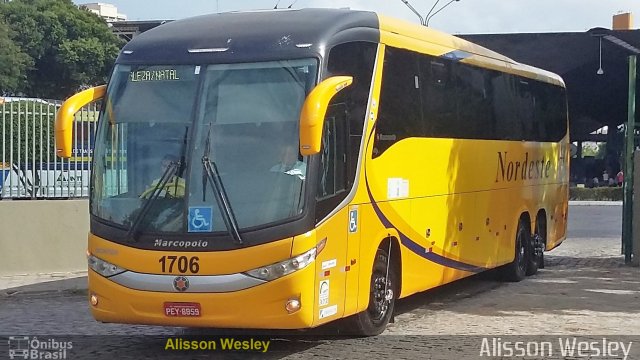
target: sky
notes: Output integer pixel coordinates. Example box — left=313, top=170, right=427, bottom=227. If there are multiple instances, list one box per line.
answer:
left=73, top=0, right=640, bottom=34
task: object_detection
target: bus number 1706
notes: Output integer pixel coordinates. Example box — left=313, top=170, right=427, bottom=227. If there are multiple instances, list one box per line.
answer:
left=159, top=255, right=200, bottom=273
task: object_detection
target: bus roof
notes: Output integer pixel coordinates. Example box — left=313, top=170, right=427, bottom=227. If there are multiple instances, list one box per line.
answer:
left=118, top=8, right=564, bottom=87
left=118, top=8, right=379, bottom=65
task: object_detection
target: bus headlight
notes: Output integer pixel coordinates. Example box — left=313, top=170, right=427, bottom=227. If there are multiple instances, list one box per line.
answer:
left=244, top=239, right=326, bottom=282
left=88, top=254, right=126, bottom=277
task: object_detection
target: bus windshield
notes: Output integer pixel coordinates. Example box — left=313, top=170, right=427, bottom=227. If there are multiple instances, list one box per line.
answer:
left=91, top=60, right=318, bottom=237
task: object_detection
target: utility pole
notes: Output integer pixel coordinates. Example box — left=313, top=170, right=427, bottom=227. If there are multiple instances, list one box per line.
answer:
left=623, top=55, right=636, bottom=264
left=591, top=30, right=640, bottom=266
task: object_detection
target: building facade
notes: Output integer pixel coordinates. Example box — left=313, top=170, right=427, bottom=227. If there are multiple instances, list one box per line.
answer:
left=81, top=2, right=127, bottom=22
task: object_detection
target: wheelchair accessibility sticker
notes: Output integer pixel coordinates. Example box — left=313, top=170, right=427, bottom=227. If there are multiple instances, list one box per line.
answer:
left=188, top=207, right=213, bottom=232
left=349, top=207, right=358, bottom=233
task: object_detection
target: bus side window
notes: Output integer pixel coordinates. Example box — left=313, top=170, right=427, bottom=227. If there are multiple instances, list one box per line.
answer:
left=316, top=104, right=348, bottom=222
left=534, top=81, right=567, bottom=142
left=515, top=79, right=536, bottom=139
left=316, top=41, right=376, bottom=222
left=326, top=41, right=376, bottom=183
left=450, top=63, right=494, bottom=139
left=546, top=86, right=568, bottom=141
left=374, top=47, right=422, bottom=157
left=492, top=73, right=522, bottom=141
left=421, top=58, right=456, bottom=138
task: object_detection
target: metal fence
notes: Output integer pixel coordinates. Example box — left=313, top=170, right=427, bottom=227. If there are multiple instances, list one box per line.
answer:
left=0, top=97, right=99, bottom=200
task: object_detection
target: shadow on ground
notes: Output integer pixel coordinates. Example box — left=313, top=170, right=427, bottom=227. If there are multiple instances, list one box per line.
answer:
left=393, top=255, right=639, bottom=319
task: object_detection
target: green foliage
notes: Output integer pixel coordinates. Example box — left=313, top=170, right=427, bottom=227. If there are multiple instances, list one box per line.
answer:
left=581, top=142, right=606, bottom=159
left=569, top=187, right=623, bottom=201
left=1, top=100, right=58, bottom=163
left=0, top=18, right=32, bottom=95
left=0, top=0, right=123, bottom=99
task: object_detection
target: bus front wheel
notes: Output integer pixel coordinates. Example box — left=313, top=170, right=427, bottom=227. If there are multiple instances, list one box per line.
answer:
left=347, top=248, right=397, bottom=336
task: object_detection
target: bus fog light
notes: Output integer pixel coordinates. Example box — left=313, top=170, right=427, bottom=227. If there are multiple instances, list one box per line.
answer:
left=90, top=294, right=99, bottom=306
left=285, top=299, right=301, bottom=313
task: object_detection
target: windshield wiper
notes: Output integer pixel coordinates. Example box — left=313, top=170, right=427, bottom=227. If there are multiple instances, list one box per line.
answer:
left=202, top=157, right=243, bottom=245
left=126, top=160, right=179, bottom=242
left=127, top=127, right=189, bottom=242
left=201, top=124, right=243, bottom=245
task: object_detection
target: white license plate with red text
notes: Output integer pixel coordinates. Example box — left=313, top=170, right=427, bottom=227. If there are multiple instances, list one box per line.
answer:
left=164, top=302, right=202, bottom=317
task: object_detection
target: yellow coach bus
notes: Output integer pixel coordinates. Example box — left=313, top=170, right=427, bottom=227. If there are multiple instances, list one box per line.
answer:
left=56, top=8, right=569, bottom=335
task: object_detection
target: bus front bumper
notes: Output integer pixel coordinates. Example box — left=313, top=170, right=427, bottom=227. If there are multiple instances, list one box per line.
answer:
left=88, top=267, right=316, bottom=329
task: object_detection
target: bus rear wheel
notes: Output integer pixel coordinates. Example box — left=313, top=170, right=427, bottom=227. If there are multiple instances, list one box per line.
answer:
left=347, top=249, right=396, bottom=336
left=502, top=219, right=530, bottom=282
left=533, top=217, right=547, bottom=270
left=526, top=216, right=546, bottom=275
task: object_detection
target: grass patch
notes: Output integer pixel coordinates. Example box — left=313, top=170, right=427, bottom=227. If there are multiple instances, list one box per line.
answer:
left=569, top=187, right=623, bottom=201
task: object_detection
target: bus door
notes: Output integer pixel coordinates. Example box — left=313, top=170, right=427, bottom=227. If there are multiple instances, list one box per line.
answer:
left=313, top=103, right=354, bottom=324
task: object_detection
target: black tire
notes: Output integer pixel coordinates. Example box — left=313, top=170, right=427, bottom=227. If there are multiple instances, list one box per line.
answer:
left=532, top=217, right=547, bottom=271
left=526, top=231, right=539, bottom=276
left=346, top=249, right=397, bottom=336
left=502, top=219, right=530, bottom=282
left=538, top=248, right=545, bottom=269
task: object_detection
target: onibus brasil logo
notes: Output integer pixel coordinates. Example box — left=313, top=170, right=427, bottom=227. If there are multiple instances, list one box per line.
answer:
left=7, top=336, right=72, bottom=359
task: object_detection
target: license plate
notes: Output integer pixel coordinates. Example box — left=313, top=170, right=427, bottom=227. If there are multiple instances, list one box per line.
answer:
left=164, top=302, right=202, bottom=317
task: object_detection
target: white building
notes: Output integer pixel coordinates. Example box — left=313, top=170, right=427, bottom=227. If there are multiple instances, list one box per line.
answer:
left=81, top=3, right=127, bottom=22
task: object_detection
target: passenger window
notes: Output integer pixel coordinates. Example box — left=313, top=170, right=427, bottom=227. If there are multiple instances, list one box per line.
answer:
left=373, top=45, right=567, bottom=145
left=451, top=64, right=494, bottom=139
left=374, top=47, right=423, bottom=157
left=421, top=59, right=456, bottom=138
left=492, top=73, right=522, bottom=140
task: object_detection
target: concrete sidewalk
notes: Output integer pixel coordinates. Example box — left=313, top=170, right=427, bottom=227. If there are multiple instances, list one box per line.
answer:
left=569, top=200, right=623, bottom=206
left=0, top=271, right=87, bottom=296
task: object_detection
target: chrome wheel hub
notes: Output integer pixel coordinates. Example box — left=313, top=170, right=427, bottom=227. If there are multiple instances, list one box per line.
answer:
left=371, top=275, right=392, bottom=320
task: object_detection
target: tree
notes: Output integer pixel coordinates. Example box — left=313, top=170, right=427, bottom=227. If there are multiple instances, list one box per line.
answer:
left=0, top=0, right=123, bottom=99
left=582, top=142, right=606, bottom=159
left=0, top=18, right=32, bottom=95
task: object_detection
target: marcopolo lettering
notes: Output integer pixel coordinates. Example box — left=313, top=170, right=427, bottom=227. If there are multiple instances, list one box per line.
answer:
left=154, top=239, right=209, bottom=248
left=496, top=151, right=552, bottom=183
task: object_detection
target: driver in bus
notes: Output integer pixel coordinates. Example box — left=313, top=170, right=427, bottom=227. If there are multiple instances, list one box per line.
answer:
left=270, top=144, right=306, bottom=180
left=140, top=154, right=186, bottom=198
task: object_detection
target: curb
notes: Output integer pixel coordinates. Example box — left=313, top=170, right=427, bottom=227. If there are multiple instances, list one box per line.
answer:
left=569, top=201, right=623, bottom=206
left=0, top=276, right=88, bottom=297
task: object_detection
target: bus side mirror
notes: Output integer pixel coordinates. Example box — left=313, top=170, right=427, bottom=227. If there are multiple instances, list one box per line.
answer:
left=55, top=85, right=107, bottom=158
left=299, top=76, right=353, bottom=156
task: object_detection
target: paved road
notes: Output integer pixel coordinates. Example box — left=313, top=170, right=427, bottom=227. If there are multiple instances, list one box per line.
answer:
left=566, top=204, right=622, bottom=239
left=0, top=204, right=637, bottom=359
